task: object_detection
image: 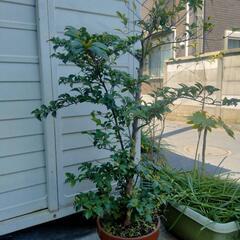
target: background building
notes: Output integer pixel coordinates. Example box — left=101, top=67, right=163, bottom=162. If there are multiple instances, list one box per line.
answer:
left=142, top=0, right=240, bottom=125
left=204, top=0, right=240, bottom=53
left=142, top=0, right=240, bottom=83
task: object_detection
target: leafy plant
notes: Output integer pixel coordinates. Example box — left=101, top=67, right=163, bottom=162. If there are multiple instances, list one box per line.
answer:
left=32, top=25, right=172, bottom=236
left=187, top=111, right=234, bottom=175
left=31, top=0, right=218, bottom=237
left=139, top=123, right=169, bottom=166
left=157, top=166, right=240, bottom=224
left=175, top=81, right=239, bottom=176
left=141, top=131, right=158, bottom=154
left=151, top=81, right=238, bottom=171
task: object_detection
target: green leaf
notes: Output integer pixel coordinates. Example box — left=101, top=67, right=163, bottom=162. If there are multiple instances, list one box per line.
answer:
left=145, top=214, right=153, bottom=223
left=94, top=206, right=104, bottom=216
left=91, top=112, right=102, bottom=126
left=132, top=0, right=137, bottom=11
left=116, top=11, right=128, bottom=26
left=187, top=111, right=217, bottom=131
left=65, top=172, right=77, bottom=187
left=204, top=85, right=219, bottom=95
left=128, top=198, right=139, bottom=208
left=90, top=45, right=109, bottom=60
left=84, top=210, right=93, bottom=219
left=64, top=26, right=79, bottom=38
left=217, top=118, right=235, bottom=139
left=92, top=42, right=108, bottom=51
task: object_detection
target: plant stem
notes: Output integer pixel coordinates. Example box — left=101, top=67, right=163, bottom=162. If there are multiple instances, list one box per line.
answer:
left=200, top=61, right=207, bottom=176
left=124, top=40, right=145, bottom=227
left=89, top=52, right=125, bottom=151
left=194, top=82, right=206, bottom=173
left=194, top=130, right=202, bottom=171
left=201, top=128, right=208, bottom=177
left=124, top=178, right=134, bottom=226
left=98, top=74, right=125, bottom=151
left=157, top=116, right=166, bottom=164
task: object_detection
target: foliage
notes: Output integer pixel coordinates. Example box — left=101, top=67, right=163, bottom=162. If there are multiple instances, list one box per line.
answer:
left=187, top=111, right=234, bottom=138
left=31, top=27, right=238, bottom=233
left=157, top=166, right=240, bottom=224
left=179, top=81, right=237, bottom=175
left=32, top=25, right=170, bottom=232
left=31, top=0, right=222, bottom=237
left=141, top=131, right=158, bottom=154
left=141, top=124, right=170, bottom=164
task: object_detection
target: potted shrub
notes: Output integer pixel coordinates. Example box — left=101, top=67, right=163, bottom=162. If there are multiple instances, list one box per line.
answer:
left=32, top=1, right=212, bottom=238
left=155, top=83, right=240, bottom=239
left=33, top=25, right=164, bottom=239
left=159, top=168, right=240, bottom=240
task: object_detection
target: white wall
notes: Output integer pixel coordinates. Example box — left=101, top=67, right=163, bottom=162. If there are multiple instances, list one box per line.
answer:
left=52, top=0, right=134, bottom=208
left=0, top=0, right=136, bottom=235
left=0, top=0, right=47, bottom=223
left=164, top=50, right=240, bottom=124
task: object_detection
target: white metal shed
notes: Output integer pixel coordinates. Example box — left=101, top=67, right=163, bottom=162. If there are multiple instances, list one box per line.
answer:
left=0, top=0, right=135, bottom=235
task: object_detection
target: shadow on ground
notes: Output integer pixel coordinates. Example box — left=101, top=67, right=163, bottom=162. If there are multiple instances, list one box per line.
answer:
left=164, top=150, right=230, bottom=175
left=2, top=215, right=177, bottom=240
left=161, top=124, right=231, bottom=175
left=2, top=215, right=97, bottom=240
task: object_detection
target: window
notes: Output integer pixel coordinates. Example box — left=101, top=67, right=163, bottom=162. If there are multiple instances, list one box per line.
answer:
left=149, top=44, right=172, bottom=78
left=228, top=38, right=240, bottom=49
left=225, top=30, right=240, bottom=49
left=147, top=32, right=175, bottom=78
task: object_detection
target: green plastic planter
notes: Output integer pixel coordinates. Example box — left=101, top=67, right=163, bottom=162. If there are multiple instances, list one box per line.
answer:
left=163, top=204, right=240, bottom=240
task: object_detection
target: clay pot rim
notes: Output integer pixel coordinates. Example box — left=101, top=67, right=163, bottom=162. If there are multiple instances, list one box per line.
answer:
left=97, top=217, right=160, bottom=240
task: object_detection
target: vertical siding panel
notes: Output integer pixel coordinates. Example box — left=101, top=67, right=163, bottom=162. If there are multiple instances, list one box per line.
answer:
left=51, top=0, right=134, bottom=207
left=0, top=0, right=47, bottom=222
left=0, top=0, right=137, bottom=235
left=36, top=0, right=59, bottom=212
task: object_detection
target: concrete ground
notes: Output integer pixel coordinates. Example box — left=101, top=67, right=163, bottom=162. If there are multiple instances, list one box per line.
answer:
left=2, top=121, right=239, bottom=240
left=3, top=215, right=177, bottom=240
left=162, top=121, right=240, bottom=175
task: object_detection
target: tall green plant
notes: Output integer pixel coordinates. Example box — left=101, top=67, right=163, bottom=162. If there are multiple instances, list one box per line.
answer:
left=188, top=111, right=234, bottom=175
left=184, top=82, right=238, bottom=175
left=32, top=26, right=172, bottom=229
left=32, top=0, right=218, bottom=236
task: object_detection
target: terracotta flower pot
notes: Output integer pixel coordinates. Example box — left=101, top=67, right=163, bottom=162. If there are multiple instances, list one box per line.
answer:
left=97, top=217, right=160, bottom=240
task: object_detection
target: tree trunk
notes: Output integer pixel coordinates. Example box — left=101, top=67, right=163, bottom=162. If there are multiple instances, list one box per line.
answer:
left=194, top=130, right=202, bottom=172
left=201, top=128, right=208, bottom=176
left=123, top=54, right=144, bottom=227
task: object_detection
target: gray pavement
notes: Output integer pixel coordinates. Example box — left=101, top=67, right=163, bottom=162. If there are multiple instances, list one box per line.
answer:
left=3, top=215, right=177, bottom=240
left=162, top=121, right=240, bottom=175
left=3, top=121, right=239, bottom=240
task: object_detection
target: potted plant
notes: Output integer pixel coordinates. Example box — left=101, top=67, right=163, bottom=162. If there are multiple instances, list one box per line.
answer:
left=33, top=25, right=164, bottom=239
left=32, top=1, right=213, bottom=238
left=160, top=168, right=240, bottom=240
left=155, top=82, right=240, bottom=239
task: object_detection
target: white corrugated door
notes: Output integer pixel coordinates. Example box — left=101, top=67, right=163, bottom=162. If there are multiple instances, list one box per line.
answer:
left=0, top=0, right=136, bottom=229
left=49, top=0, right=135, bottom=207
left=0, top=0, right=48, bottom=221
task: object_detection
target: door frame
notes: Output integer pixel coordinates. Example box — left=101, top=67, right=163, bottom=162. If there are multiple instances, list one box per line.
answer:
left=36, top=0, right=59, bottom=212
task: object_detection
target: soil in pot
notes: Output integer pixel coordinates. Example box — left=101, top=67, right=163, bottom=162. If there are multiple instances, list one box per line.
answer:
left=97, top=217, right=160, bottom=240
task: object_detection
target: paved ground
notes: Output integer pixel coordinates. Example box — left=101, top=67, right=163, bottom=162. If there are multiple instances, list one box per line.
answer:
left=162, top=121, right=240, bottom=175
left=3, top=215, right=177, bottom=240
left=2, top=121, right=239, bottom=240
